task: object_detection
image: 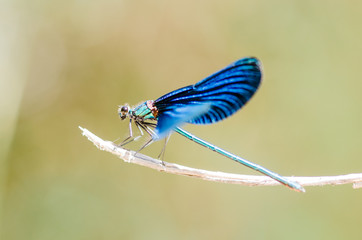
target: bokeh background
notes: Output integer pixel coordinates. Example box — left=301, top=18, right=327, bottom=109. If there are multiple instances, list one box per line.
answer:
left=1, top=0, right=362, bottom=239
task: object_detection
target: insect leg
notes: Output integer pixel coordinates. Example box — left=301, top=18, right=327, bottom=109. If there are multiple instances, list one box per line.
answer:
left=121, top=121, right=144, bottom=146
left=157, top=134, right=171, bottom=160
left=136, top=138, right=154, bottom=154
left=135, top=123, right=156, bottom=154
left=120, top=119, right=133, bottom=145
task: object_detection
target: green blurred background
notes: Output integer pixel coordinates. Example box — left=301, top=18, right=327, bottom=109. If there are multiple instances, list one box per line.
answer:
left=1, top=0, right=362, bottom=239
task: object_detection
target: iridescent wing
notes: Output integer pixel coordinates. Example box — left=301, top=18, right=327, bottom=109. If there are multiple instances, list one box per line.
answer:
left=153, top=104, right=210, bottom=140
left=153, top=57, right=262, bottom=139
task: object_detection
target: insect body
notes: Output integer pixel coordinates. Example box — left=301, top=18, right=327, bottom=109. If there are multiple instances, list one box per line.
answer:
left=118, top=57, right=304, bottom=192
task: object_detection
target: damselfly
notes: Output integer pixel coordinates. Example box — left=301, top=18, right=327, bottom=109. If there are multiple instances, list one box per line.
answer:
left=118, top=57, right=304, bottom=192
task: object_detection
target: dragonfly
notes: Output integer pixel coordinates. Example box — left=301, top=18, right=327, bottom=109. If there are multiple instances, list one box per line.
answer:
left=118, top=57, right=304, bottom=192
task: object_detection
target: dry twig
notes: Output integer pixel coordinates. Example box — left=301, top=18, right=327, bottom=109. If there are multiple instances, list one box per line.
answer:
left=79, top=126, right=362, bottom=191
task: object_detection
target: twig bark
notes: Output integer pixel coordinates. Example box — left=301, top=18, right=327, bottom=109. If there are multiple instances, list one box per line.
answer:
left=79, top=126, right=362, bottom=191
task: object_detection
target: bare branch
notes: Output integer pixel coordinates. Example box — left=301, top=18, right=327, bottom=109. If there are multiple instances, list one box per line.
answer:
left=79, top=126, right=362, bottom=191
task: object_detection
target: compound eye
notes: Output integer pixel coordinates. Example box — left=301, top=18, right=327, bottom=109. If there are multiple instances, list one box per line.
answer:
left=118, top=105, right=129, bottom=120
left=121, top=106, right=128, bottom=113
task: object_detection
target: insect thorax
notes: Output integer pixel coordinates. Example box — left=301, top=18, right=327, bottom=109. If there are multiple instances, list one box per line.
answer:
left=130, top=100, right=158, bottom=122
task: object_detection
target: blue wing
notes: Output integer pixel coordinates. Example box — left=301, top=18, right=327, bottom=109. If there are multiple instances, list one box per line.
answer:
left=152, top=57, right=262, bottom=139
left=153, top=104, right=210, bottom=140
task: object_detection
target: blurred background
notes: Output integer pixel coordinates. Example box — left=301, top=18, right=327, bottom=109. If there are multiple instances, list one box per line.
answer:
left=1, top=0, right=362, bottom=239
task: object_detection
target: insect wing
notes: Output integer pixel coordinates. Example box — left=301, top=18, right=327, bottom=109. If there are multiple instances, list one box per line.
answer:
left=154, top=104, right=210, bottom=140
left=154, top=57, right=262, bottom=125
